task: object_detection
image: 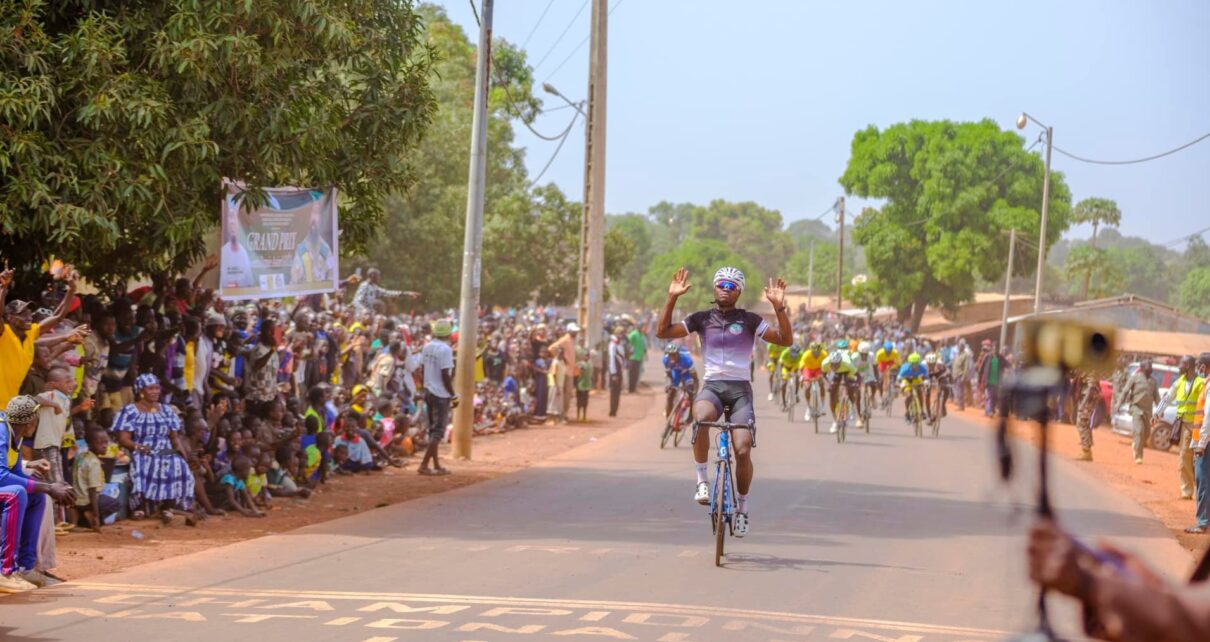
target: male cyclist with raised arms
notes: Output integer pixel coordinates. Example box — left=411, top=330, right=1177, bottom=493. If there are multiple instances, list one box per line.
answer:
left=765, top=341, right=786, bottom=401
left=822, top=341, right=861, bottom=432
left=656, top=267, right=792, bottom=538
left=798, top=341, right=828, bottom=421
left=663, top=343, right=697, bottom=418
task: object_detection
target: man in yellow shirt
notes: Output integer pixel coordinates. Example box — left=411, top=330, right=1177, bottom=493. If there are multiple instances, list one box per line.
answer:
left=0, top=268, right=80, bottom=405
left=1156, top=355, right=1207, bottom=500
left=1187, top=353, right=1210, bottom=534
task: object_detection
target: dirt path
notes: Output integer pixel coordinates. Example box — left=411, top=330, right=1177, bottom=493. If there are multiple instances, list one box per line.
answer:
left=52, top=385, right=661, bottom=580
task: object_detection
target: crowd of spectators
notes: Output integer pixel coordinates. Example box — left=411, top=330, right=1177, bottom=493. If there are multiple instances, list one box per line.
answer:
left=0, top=260, right=652, bottom=594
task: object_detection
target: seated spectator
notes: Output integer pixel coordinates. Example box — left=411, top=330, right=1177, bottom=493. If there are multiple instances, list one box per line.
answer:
left=73, top=429, right=120, bottom=533
left=333, top=417, right=377, bottom=473
left=218, top=456, right=263, bottom=518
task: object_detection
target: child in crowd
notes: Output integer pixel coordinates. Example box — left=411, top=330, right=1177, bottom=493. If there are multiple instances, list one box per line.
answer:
left=333, top=416, right=377, bottom=473
left=73, top=429, right=120, bottom=532
left=575, top=348, right=592, bottom=422
left=267, top=446, right=311, bottom=499
left=218, top=456, right=264, bottom=518
left=247, top=453, right=272, bottom=509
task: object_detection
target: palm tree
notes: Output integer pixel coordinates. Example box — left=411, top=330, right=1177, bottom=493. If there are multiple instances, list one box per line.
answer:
left=1070, top=197, right=1122, bottom=300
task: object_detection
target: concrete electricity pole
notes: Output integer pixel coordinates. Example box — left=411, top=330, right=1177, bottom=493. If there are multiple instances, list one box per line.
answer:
left=805, top=238, right=815, bottom=307
left=577, top=0, right=608, bottom=348
left=999, top=228, right=1017, bottom=350
left=451, top=0, right=493, bottom=459
left=835, top=196, right=845, bottom=310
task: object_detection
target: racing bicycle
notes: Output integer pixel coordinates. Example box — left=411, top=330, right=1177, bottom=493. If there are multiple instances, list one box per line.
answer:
left=661, top=378, right=696, bottom=449
left=695, top=419, right=752, bottom=567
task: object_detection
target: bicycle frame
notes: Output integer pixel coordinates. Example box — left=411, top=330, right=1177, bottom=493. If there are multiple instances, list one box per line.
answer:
left=695, top=419, right=751, bottom=566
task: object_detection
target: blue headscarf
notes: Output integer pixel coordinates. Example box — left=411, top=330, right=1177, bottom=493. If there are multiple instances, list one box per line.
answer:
left=133, top=373, right=160, bottom=396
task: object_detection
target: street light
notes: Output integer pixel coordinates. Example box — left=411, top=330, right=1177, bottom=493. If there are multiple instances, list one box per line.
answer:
left=1016, top=111, right=1054, bottom=316
left=543, top=83, right=587, bottom=116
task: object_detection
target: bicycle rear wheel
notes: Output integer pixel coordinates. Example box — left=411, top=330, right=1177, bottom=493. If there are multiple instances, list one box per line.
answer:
left=930, top=394, right=942, bottom=438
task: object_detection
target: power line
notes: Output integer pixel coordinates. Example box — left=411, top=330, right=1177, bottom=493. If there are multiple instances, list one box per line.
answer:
left=1052, top=131, right=1210, bottom=166
left=1163, top=224, right=1210, bottom=248
left=528, top=111, right=582, bottom=187
left=521, top=0, right=557, bottom=49
left=542, top=0, right=624, bottom=82
left=531, top=0, right=590, bottom=71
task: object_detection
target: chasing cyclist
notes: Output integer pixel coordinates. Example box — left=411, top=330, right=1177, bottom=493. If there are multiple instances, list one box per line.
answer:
left=923, top=352, right=951, bottom=423
left=777, top=343, right=804, bottom=410
left=765, top=341, right=786, bottom=401
left=656, top=267, right=792, bottom=538
left=663, top=343, right=697, bottom=418
left=822, top=341, right=861, bottom=432
left=897, top=353, right=929, bottom=425
left=799, top=341, right=828, bottom=421
left=875, top=340, right=901, bottom=404
left=854, top=341, right=879, bottom=415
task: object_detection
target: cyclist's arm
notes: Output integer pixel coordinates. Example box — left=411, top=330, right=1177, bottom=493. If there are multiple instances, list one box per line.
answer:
left=761, top=306, right=793, bottom=347
left=656, top=295, right=688, bottom=340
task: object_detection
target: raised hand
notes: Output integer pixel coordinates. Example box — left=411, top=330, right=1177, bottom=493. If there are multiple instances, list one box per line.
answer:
left=0, top=260, right=13, bottom=288
left=764, top=277, right=787, bottom=309
left=668, top=267, right=692, bottom=298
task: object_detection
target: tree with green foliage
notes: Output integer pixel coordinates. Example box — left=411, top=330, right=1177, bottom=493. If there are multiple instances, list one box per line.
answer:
left=1070, top=197, right=1122, bottom=299
left=1, top=0, right=435, bottom=293
left=844, top=278, right=884, bottom=324
left=1178, top=267, right=1210, bottom=321
left=1064, top=246, right=1123, bottom=299
left=639, top=239, right=758, bottom=310
left=840, top=119, right=1071, bottom=330
left=1107, top=244, right=1172, bottom=302
left=606, top=213, right=653, bottom=297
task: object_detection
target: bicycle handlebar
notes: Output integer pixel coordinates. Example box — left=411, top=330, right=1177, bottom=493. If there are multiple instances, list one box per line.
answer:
left=695, top=420, right=755, bottom=430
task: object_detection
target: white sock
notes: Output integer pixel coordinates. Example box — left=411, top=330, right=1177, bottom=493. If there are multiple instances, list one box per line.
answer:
left=695, top=463, right=708, bottom=485
left=737, top=494, right=748, bottom=513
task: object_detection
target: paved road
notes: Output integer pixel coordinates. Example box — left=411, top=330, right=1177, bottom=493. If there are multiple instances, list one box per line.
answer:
left=1, top=366, right=1192, bottom=642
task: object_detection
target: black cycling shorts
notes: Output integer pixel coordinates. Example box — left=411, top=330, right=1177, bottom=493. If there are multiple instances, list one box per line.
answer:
left=696, top=379, right=756, bottom=430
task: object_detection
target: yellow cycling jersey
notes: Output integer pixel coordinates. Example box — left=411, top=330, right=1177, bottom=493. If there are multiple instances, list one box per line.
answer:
left=767, top=343, right=786, bottom=365
left=798, top=350, right=827, bottom=371
left=875, top=348, right=901, bottom=366
left=778, top=350, right=802, bottom=373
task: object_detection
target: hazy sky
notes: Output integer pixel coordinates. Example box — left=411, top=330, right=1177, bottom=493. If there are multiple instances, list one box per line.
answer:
left=436, top=0, right=1210, bottom=247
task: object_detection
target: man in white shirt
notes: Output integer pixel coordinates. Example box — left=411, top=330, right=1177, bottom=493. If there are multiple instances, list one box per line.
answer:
left=418, top=320, right=455, bottom=476
left=608, top=326, right=627, bottom=417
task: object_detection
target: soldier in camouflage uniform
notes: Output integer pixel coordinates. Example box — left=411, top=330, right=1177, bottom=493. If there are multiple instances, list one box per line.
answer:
left=1075, top=370, right=1100, bottom=461
left=1109, top=355, right=1129, bottom=415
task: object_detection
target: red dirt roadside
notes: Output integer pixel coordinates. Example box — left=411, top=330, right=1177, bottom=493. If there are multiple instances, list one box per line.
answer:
left=954, top=403, right=1206, bottom=557
left=51, top=385, right=660, bottom=580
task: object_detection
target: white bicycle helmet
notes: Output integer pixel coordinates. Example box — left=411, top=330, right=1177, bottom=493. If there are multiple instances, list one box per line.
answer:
left=713, top=267, right=746, bottom=292
left=827, top=351, right=843, bottom=364
left=857, top=341, right=871, bottom=354
left=925, top=352, right=939, bottom=365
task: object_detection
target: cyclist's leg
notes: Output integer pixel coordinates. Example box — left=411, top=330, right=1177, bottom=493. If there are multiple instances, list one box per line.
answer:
left=725, top=383, right=756, bottom=498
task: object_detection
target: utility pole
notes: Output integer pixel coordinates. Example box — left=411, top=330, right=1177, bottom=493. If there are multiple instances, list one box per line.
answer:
left=999, top=228, right=1017, bottom=350
left=805, top=238, right=815, bottom=307
left=835, top=196, right=845, bottom=310
left=451, top=0, right=492, bottom=460
left=1033, top=126, right=1053, bottom=315
left=577, top=0, right=607, bottom=349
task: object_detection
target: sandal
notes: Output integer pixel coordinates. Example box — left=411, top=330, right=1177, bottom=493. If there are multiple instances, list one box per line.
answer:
left=432, top=467, right=451, bottom=476
left=418, top=467, right=434, bottom=476
left=1185, top=526, right=1207, bottom=534
left=160, top=509, right=175, bottom=525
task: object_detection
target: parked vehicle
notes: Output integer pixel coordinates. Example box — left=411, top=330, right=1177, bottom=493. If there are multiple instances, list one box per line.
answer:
left=1109, top=362, right=1180, bottom=451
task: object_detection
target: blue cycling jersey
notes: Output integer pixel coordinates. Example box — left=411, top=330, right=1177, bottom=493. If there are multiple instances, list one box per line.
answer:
left=663, top=349, right=696, bottom=387
left=897, top=362, right=929, bottom=381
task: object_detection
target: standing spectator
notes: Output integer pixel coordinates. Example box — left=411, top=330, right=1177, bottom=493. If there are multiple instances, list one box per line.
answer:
left=974, top=339, right=993, bottom=410
left=979, top=345, right=1006, bottom=417
left=608, top=327, right=627, bottom=417
left=547, top=323, right=580, bottom=422
left=1109, top=354, right=1129, bottom=413
left=1074, top=370, right=1100, bottom=462
left=1119, top=359, right=1160, bottom=464
left=0, top=395, right=75, bottom=592
left=1155, top=355, right=1205, bottom=500
left=244, top=317, right=280, bottom=417
left=351, top=268, right=415, bottom=314
left=627, top=323, right=647, bottom=393
left=951, top=340, right=971, bottom=410
left=1186, top=353, right=1210, bottom=534
left=0, top=267, right=78, bottom=404
left=418, top=319, right=454, bottom=476
left=531, top=354, right=549, bottom=421
left=575, top=347, right=592, bottom=423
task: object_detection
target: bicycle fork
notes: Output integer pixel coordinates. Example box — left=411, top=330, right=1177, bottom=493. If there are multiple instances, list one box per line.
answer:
left=711, top=432, right=732, bottom=532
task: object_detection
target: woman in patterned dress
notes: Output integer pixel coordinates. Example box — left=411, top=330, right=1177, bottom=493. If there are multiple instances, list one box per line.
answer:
left=114, top=374, right=197, bottom=526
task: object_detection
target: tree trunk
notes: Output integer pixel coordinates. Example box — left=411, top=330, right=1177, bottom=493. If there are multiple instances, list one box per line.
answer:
left=909, top=294, right=928, bottom=333
left=1079, top=221, right=1100, bottom=301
